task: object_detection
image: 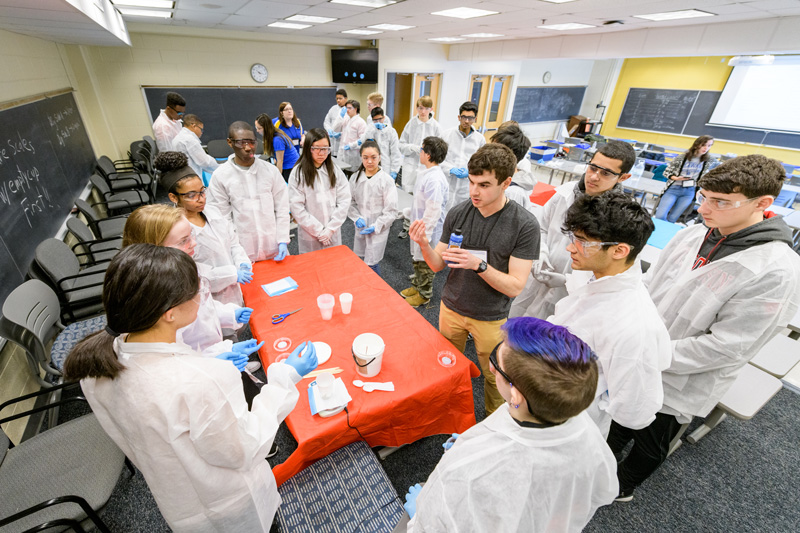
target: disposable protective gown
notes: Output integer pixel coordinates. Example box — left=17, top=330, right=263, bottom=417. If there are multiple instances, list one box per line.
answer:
left=323, top=103, right=343, bottom=154
left=439, top=127, right=486, bottom=211
left=190, top=213, right=251, bottom=307
left=81, top=339, right=301, bottom=533
left=398, top=116, right=442, bottom=193
left=348, top=169, right=399, bottom=265
left=177, top=266, right=237, bottom=357
left=362, top=124, right=402, bottom=176
left=288, top=163, right=352, bottom=253
left=408, top=407, right=618, bottom=532
left=410, top=166, right=449, bottom=262
left=333, top=114, right=367, bottom=170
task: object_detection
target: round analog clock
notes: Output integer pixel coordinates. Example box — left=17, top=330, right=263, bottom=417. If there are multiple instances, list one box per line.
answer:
left=250, top=63, right=268, bottom=83
left=543, top=71, right=552, bottom=84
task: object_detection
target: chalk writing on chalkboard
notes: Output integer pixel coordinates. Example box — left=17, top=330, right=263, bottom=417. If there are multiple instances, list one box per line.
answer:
left=0, top=131, right=55, bottom=228
left=618, top=88, right=699, bottom=135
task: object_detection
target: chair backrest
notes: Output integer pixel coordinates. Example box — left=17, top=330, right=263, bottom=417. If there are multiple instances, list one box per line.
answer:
left=143, top=135, right=157, bottom=156
left=207, top=139, right=233, bottom=159
left=66, top=217, right=97, bottom=243
left=35, top=239, right=81, bottom=287
left=74, top=199, right=103, bottom=235
left=95, top=156, right=116, bottom=179
left=89, top=173, right=111, bottom=196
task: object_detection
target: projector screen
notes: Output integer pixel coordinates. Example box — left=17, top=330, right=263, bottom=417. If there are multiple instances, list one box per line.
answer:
left=709, top=57, right=800, bottom=133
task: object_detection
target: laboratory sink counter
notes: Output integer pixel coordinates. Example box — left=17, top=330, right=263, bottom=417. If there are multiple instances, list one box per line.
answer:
left=241, top=245, right=480, bottom=485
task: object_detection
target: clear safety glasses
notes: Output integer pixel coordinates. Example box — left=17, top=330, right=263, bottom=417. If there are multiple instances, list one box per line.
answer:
left=310, top=146, right=332, bottom=153
left=230, top=138, right=257, bottom=148
left=564, top=231, right=619, bottom=257
left=696, top=191, right=762, bottom=211
left=176, top=187, right=207, bottom=201
left=585, top=162, right=623, bottom=180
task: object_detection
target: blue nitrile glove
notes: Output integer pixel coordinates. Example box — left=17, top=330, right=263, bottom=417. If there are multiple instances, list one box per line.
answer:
left=275, top=242, right=289, bottom=262
left=404, top=484, right=423, bottom=518
left=375, top=123, right=386, bottom=130
left=235, top=307, right=253, bottom=324
left=330, top=131, right=341, bottom=139
left=442, top=433, right=460, bottom=450
left=455, top=168, right=469, bottom=179
left=355, top=217, right=367, bottom=228
left=327, top=129, right=335, bottom=136
left=237, top=267, right=253, bottom=284
left=360, top=226, right=375, bottom=235
left=284, top=341, right=318, bottom=377
left=357, top=139, right=362, bottom=146
left=232, top=339, right=265, bottom=356
left=344, top=145, right=351, bottom=151
left=216, top=352, right=248, bottom=372
left=390, top=171, right=398, bottom=180
left=339, top=106, right=346, bottom=117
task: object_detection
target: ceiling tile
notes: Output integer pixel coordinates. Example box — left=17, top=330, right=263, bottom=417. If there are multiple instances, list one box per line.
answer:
left=234, top=1, right=302, bottom=18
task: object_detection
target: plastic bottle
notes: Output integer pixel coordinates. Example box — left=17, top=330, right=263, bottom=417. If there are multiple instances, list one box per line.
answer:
left=446, top=229, right=463, bottom=267
left=632, top=159, right=645, bottom=180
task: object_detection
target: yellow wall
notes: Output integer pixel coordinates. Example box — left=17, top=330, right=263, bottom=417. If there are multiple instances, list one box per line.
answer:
left=601, top=56, right=800, bottom=166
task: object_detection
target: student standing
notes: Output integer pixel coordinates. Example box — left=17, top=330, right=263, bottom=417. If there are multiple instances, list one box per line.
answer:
left=362, top=107, right=402, bottom=181
left=255, top=113, right=297, bottom=182
left=323, top=88, right=347, bottom=156
left=365, top=92, right=392, bottom=128
left=333, top=99, right=367, bottom=173
left=171, top=114, right=219, bottom=181
left=152, top=91, right=185, bottom=152
left=274, top=101, right=305, bottom=155
left=490, top=124, right=535, bottom=213
left=288, top=128, right=352, bottom=253
left=655, top=135, right=717, bottom=223
left=398, top=96, right=442, bottom=193
left=441, top=102, right=486, bottom=212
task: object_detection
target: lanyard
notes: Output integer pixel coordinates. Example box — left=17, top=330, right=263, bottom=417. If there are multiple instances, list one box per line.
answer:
left=692, top=228, right=727, bottom=270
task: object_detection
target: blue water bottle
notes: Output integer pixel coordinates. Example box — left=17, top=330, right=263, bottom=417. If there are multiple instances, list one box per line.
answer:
left=446, top=229, right=463, bottom=267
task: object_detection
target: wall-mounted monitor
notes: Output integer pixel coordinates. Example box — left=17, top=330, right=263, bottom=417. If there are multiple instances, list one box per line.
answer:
left=331, top=49, right=378, bottom=84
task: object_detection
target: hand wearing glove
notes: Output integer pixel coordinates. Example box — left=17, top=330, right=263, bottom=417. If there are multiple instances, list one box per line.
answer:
left=274, top=242, right=289, bottom=262
left=532, top=257, right=555, bottom=281
left=343, top=145, right=351, bottom=151
left=390, top=171, right=398, bottom=180
left=327, top=129, right=334, bottom=136
left=232, top=339, right=265, bottom=356
left=237, top=267, right=253, bottom=284
left=360, top=226, right=375, bottom=235
left=442, top=433, right=460, bottom=451
left=357, top=139, right=362, bottom=146
left=355, top=217, right=367, bottom=229
left=539, top=271, right=567, bottom=288
left=284, top=341, right=318, bottom=377
left=318, top=229, right=334, bottom=247
left=235, top=307, right=253, bottom=324
left=330, top=131, right=341, bottom=139
left=456, top=168, right=469, bottom=179
left=374, top=123, right=386, bottom=130
left=339, top=106, right=346, bottom=118
left=216, top=352, right=249, bottom=372
left=404, top=484, right=423, bottom=518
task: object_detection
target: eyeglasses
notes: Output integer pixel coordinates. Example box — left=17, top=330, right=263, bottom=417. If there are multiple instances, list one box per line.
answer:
left=586, top=162, right=623, bottom=180
left=489, top=343, right=514, bottom=386
left=564, top=231, right=618, bottom=257
left=230, top=138, right=257, bottom=148
left=310, top=146, right=332, bottom=153
left=191, top=124, right=204, bottom=134
left=361, top=155, right=380, bottom=162
left=459, top=115, right=477, bottom=122
left=176, top=187, right=207, bottom=201
left=168, top=106, right=184, bottom=117
left=696, top=191, right=763, bottom=211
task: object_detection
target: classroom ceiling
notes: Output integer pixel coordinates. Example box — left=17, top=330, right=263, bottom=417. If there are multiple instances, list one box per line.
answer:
left=2, top=0, right=800, bottom=46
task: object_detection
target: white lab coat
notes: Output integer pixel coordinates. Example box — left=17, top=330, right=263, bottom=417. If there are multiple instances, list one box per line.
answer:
left=505, top=183, right=536, bottom=215
left=509, top=181, right=579, bottom=319
left=190, top=213, right=251, bottom=308
left=548, top=265, right=672, bottom=437
left=81, top=338, right=301, bottom=533
left=408, top=407, right=618, bottom=533
left=178, top=264, right=238, bottom=356
left=440, top=127, right=486, bottom=211
left=333, top=114, right=367, bottom=170
left=172, top=127, right=220, bottom=178
left=288, top=163, right=352, bottom=253
left=398, top=116, right=442, bottom=193
left=152, top=109, right=183, bottom=152
left=206, top=156, right=290, bottom=263
left=646, top=224, right=800, bottom=421
left=323, top=104, right=344, bottom=154
left=348, top=169, right=399, bottom=265
left=410, top=166, right=449, bottom=262
left=514, top=158, right=537, bottom=190
left=361, top=124, right=402, bottom=176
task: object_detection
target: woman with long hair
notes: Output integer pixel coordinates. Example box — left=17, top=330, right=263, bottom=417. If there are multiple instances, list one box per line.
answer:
left=274, top=101, right=305, bottom=155
left=64, top=244, right=317, bottom=533
left=288, top=128, right=351, bottom=253
left=655, top=135, right=717, bottom=223
left=255, top=112, right=297, bottom=182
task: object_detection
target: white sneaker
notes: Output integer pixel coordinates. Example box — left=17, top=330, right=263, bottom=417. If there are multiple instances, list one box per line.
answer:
left=246, top=361, right=262, bottom=372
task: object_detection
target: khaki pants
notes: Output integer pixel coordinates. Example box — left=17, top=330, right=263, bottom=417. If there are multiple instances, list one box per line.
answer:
left=439, top=302, right=506, bottom=415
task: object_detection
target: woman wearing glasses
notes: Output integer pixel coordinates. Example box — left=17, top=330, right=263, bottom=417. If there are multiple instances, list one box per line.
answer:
left=655, top=135, right=717, bottom=223
left=274, top=101, right=305, bottom=155
left=288, top=128, right=352, bottom=253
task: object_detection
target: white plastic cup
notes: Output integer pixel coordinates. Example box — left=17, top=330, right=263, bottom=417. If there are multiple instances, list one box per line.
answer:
left=352, top=333, right=385, bottom=378
left=317, top=294, right=335, bottom=320
left=339, top=293, right=353, bottom=314
left=316, top=372, right=335, bottom=399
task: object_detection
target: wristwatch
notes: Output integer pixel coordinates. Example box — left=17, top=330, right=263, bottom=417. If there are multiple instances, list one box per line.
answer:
left=474, top=260, right=487, bottom=274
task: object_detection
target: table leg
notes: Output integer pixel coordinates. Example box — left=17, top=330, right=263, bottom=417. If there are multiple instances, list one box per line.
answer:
left=686, top=408, right=727, bottom=444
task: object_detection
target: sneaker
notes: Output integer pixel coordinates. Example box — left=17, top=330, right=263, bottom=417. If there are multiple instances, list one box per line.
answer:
left=289, top=221, right=298, bottom=230
left=266, top=442, right=279, bottom=459
left=398, top=230, right=408, bottom=239
left=405, top=293, right=430, bottom=308
left=245, top=361, right=262, bottom=373
left=615, top=489, right=634, bottom=503
left=401, top=287, right=419, bottom=298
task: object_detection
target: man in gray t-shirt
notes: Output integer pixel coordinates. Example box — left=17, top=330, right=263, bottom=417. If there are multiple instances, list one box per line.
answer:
left=410, top=144, right=539, bottom=414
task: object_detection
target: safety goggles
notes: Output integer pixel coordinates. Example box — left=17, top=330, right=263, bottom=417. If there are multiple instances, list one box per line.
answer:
left=176, top=187, right=207, bottom=201
left=586, top=162, right=622, bottom=180
left=230, top=138, right=257, bottom=148
left=564, top=231, right=619, bottom=257
left=696, top=191, right=763, bottom=211
left=310, top=146, right=332, bottom=153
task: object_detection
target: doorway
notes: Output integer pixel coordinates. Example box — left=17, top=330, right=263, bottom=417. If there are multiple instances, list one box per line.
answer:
left=469, top=74, right=513, bottom=141
left=387, top=72, right=442, bottom=138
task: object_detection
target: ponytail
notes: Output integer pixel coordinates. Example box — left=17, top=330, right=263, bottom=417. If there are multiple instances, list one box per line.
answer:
left=64, top=331, right=125, bottom=380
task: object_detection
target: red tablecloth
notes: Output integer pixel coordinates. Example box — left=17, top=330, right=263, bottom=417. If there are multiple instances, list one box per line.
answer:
left=241, top=245, right=480, bottom=485
left=530, top=181, right=557, bottom=206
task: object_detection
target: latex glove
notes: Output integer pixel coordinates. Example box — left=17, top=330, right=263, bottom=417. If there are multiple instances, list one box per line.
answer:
left=355, top=217, right=367, bottom=228
left=339, top=106, right=347, bottom=117
left=330, top=131, right=341, bottom=139
left=274, top=242, right=289, bottom=262
left=455, top=168, right=469, bottom=179
left=404, top=484, right=423, bottom=518
left=216, top=352, right=248, bottom=372
left=390, top=171, right=398, bottom=180
left=284, top=341, right=318, bottom=377
left=237, top=267, right=253, bottom=284
left=344, top=145, right=351, bottom=151
left=232, top=339, right=265, bottom=357
left=532, top=257, right=555, bottom=281
left=360, top=226, right=375, bottom=235
left=327, top=129, right=334, bottom=136
left=539, top=271, right=567, bottom=288
left=375, top=123, right=386, bottom=130
left=442, top=433, right=459, bottom=451
left=357, top=139, right=362, bottom=146
left=235, top=307, right=253, bottom=324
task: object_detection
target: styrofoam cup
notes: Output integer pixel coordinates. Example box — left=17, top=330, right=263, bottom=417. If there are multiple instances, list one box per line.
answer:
left=317, top=294, right=335, bottom=320
left=316, top=372, right=335, bottom=399
left=339, top=293, right=353, bottom=314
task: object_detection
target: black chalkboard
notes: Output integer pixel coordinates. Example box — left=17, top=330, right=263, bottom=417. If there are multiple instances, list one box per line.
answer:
left=0, top=91, right=95, bottom=305
left=510, top=86, right=586, bottom=123
left=143, top=87, right=337, bottom=142
left=618, top=88, right=698, bottom=134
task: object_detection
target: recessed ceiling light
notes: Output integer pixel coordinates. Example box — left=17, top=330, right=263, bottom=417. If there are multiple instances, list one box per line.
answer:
left=540, top=0, right=578, bottom=3
left=429, top=37, right=465, bottom=42
left=462, top=33, right=504, bottom=38
left=538, top=22, right=595, bottom=30
left=342, top=29, right=383, bottom=35
left=268, top=21, right=312, bottom=29
left=286, top=15, right=337, bottom=23
left=330, top=0, right=397, bottom=6
left=634, top=9, right=715, bottom=21
left=431, top=8, right=498, bottom=19
left=117, top=8, right=172, bottom=18
left=114, top=0, right=174, bottom=8
left=368, top=23, right=414, bottom=30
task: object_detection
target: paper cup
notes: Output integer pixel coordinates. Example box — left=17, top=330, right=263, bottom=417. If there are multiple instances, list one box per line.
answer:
left=317, top=294, right=335, bottom=320
left=339, top=293, right=353, bottom=314
left=316, top=372, right=335, bottom=399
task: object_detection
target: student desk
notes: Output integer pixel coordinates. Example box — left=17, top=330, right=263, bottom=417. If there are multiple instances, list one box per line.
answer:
left=241, top=245, right=480, bottom=485
left=530, top=159, right=587, bottom=185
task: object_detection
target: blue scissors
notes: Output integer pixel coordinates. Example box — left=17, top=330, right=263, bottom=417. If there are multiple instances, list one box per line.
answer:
left=272, top=308, right=303, bottom=324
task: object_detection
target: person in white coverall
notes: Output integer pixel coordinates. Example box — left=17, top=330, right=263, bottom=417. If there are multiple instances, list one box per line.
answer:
left=332, top=99, right=367, bottom=172
left=348, top=140, right=399, bottom=275
left=401, top=317, right=618, bottom=532
left=361, top=106, right=402, bottom=181
left=289, top=128, right=352, bottom=253
left=323, top=88, right=347, bottom=155
left=440, top=101, right=486, bottom=212
left=206, top=121, right=291, bottom=264
left=170, top=114, right=219, bottom=181
left=509, top=141, right=635, bottom=320
left=152, top=91, right=185, bottom=152
left=548, top=192, right=671, bottom=438
left=398, top=95, right=442, bottom=193
left=608, top=154, right=800, bottom=502
left=64, top=244, right=320, bottom=533
left=490, top=123, right=536, bottom=214
left=365, top=91, right=392, bottom=128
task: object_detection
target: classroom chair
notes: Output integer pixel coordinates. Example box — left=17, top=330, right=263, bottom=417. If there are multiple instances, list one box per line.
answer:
left=207, top=139, right=234, bottom=159
left=89, top=174, right=149, bottom=216
left=74, top=199, right=127, bottom=240
left=95, top=156, right=155, bottom=197
left=66, top=217, right=121, bottom=265
left=749, top=334, right=800, bottom=378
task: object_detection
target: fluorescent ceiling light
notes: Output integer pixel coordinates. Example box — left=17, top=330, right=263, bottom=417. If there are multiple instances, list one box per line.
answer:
left=342, top=29, right=383, bottom=35
left=462, top=33, right=504, bottom=38
left=728, top=55, right=775, bottom=66
left=114, top=0, right=174, bottom=8
left=117, top=8, right=172, bottom=17
left=286, top=15, right=337, bottom=23
left=538, top=22, right=595, bottom=30
left=540, top=0, right=578, bottom=3
left=368, top=23, right=414, bottom=30
left=330, top=0, right=397, bottom=6
left=269, top=21, right=311, bottom=29
left=431, top=7, right=498, bottom=19
left=634, top=9, right=715, bottom=21
left=429, top=37, right=465, bottom=42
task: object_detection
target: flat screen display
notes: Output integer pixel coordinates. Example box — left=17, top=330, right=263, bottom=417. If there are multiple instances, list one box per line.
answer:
left=331, top=48, right=378, bottom=84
